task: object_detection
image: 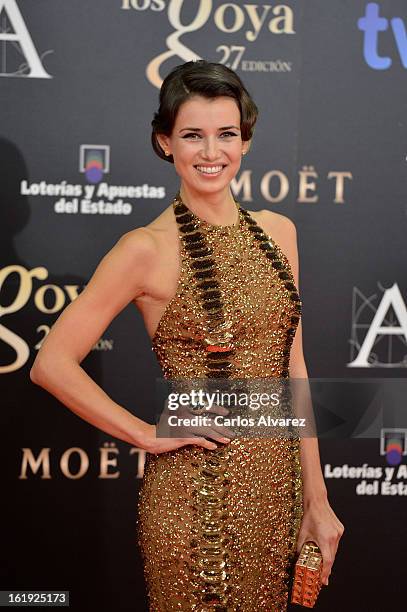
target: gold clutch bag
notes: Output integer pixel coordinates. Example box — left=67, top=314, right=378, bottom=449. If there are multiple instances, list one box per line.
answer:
left=290, top=540, right=323, bottom=608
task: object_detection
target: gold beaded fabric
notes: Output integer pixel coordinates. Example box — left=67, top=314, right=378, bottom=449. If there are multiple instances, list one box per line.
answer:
left=136, top=193, right=304, bottom=611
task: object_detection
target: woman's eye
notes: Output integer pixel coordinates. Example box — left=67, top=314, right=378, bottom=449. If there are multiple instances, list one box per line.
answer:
left=182, top=132, right=238, bottom=139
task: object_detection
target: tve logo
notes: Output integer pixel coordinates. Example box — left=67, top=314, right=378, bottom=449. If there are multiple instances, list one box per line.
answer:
left=358, top=2, right=407, bottom=69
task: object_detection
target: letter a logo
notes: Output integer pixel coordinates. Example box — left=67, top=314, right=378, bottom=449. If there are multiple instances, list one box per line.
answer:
left=0, top=0, right=52, bottom=78
left=348, top=283, right=407, bottom=368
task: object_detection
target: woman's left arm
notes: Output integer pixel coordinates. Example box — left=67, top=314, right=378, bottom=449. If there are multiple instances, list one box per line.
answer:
left=289, top=318, right=345, bottom=586
left=262, top=211, right=345, bottom=586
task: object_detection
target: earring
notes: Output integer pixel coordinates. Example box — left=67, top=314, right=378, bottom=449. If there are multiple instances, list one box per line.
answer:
left=165, top=150, right=171, bottom=156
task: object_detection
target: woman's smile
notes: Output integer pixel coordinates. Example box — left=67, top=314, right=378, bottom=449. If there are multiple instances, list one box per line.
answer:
left=194, top=164, right=227, bottom=177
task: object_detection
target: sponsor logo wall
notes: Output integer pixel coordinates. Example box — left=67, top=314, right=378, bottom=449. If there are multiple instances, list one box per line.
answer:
left=1, top=1, right=406, bottom=610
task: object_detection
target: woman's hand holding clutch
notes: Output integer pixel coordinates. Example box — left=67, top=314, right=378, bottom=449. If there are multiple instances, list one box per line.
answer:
left=295, top=494, right=345, bottom=587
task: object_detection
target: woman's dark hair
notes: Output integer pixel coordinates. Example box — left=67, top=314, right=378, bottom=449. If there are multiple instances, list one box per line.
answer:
left=151, top=60, right=258, bottom=163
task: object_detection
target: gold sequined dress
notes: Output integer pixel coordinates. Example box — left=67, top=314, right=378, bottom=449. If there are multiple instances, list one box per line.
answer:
left=136, top=193, right=303, bottom=611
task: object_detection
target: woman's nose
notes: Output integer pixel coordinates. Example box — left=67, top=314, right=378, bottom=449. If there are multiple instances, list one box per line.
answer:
left=202, top=137, right=220, bottom=159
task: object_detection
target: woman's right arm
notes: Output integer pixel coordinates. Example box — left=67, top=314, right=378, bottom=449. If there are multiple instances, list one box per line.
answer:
left=30, top=229, right=229, bottom=453
left=29, top=229, right=159, bottom=450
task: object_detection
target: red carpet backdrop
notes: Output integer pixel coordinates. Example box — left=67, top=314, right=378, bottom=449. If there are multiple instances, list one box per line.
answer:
left=1, top=1, right=406, bottom=610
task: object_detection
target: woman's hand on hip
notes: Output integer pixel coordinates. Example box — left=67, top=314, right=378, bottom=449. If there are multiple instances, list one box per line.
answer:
left=141, top=404, right=235, bottom=454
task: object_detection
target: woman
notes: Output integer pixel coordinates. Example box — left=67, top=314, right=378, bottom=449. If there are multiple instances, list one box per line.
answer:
left=30, top=60, right=344, bottom=611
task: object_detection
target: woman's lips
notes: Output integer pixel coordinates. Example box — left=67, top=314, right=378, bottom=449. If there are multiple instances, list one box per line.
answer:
left=194, top=164, right=227, bottom=177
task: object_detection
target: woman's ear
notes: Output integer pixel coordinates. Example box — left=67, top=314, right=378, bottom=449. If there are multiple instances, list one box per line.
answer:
left=156, top=134, right=171, bottom=156
left=242, top=139, right=252, bottom=155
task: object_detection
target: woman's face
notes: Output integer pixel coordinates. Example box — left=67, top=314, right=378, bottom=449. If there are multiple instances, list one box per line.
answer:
left=158, top=95, right=249, bottom=197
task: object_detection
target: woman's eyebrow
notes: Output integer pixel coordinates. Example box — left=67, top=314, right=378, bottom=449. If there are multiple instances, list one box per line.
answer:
left=179, top=125, right=241, bottom=133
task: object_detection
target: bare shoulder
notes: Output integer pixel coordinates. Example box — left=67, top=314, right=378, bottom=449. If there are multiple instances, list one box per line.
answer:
left=249, top=208, right=297, bottom=250
left=126, top=204, right=176, bottom=245
left=248, top=208, right=299, bottom=280
left=87, top=219, right=166, bottom=302
left=254, top=208, right=296, bottom=237
left=116, top=225, right=156, bottom=258
left=118, top=203, right=176, bottom=258
left=118, top=203, right=180, bottom=310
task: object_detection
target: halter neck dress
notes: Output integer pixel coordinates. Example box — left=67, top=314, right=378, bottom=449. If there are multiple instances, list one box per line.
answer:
left=136, top=193, right=303, bottom=611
